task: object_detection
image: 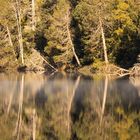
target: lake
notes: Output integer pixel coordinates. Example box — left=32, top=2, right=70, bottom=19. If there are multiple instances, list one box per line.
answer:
left=0, top=72, right=140, bottom=140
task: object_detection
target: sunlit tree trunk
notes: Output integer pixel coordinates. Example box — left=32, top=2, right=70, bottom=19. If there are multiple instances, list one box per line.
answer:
left=6, top=26, right=17, bottom=60
left=99, top=18, right=108, bottom=64
left=32, top=0, right=36, bottom=31
left=6, top=26, right=13, bottom=47
left=66, top=9, right=81, bottom=66
left=13, top=0, right=24, bottom=65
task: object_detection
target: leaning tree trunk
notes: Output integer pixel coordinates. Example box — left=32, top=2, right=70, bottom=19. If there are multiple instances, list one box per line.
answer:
left=99, top=18, right=108, bottom=64
left=66, top=9, right=81, bottom=66
left=6, top=26, right=17, bottom=60
left=7, top=26, right=14, bottom=47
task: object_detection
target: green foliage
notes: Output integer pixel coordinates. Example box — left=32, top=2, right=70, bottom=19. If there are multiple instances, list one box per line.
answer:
left=73, top=0, right=99, bottom=64
left=108, top=0, right=140, bottom=68
left=92, top=59, right=106, bottom=71
left=0, top=0, right=140, bottom=69
left=44, top=0, right=75, bottom=65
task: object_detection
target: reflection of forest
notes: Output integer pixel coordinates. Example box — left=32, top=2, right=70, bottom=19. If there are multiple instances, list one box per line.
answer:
left=0, top=72, right=140, bottom=140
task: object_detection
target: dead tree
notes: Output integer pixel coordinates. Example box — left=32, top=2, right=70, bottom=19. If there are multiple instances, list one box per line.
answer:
left=99, top=17, right=108, bottom=64
left=13, top=0, right=24, bottom=65
left=7, top=76, right=17, bottom=116
left=6, top=26, right=17, bottom=60
left=66, top=9, right=81, bottom=66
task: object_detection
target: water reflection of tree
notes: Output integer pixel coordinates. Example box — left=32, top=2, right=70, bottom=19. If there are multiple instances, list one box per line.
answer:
left=0, top=73, right=140, bottom=140
left=114, top=106, right=140, bottom=140
left=130, top=76, right=140, bottom=97
left=71, top=76, right=113, bottom=140
left=38, top=75, right=80, bottom=140
left=0, top=73, right=18, bottom=140
left=0, top=73, right=44, bottom=140
left=71, top=76, right=140, bottom=140
left=15, top=74, right=24, bottom=140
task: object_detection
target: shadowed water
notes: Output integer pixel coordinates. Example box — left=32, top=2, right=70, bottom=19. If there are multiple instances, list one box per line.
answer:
left=0, top=72, right=140, bottom=140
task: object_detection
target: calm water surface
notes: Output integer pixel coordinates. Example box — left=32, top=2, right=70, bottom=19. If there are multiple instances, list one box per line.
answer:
left=0, top=72, right=140, bottom=140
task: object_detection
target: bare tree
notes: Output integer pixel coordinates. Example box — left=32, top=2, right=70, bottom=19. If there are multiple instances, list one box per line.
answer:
left=99, top=18, right=109, bottom=64
left=13, top=0, right=24, bottom=65
left=66, top=9, right=81, bottom=66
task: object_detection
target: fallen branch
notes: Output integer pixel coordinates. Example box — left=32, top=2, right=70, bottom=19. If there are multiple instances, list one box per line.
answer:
left=98, top=64, right=130, bottom=77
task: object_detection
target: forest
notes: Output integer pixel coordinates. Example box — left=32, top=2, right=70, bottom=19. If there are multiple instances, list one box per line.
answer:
left=0, top=0, right=140, bottom=73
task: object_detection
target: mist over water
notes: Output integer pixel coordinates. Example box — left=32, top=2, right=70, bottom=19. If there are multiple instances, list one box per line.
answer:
left=0, top=72, right=140, bottom=140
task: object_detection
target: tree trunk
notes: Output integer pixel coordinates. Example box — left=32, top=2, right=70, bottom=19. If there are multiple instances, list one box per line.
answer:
left=7, top=26, right=13, bottom=47
left=18, top=4, right=24, bottom=65
left=14, top=0, right=24, bottom=65
left=6, top=26, right=17, bottom=60
left=66, top=10, right=81, bottom=66
left=32, top=0, right=36, bottom=31
left=100, top=18, right=109, bottom=64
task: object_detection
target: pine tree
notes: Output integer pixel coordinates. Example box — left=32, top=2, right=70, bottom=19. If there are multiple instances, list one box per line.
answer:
left=109, top=0, right=140, bottom=67
left=45, top=0, right=80, bottom=66
left=73, top=0, right=112, bottom=64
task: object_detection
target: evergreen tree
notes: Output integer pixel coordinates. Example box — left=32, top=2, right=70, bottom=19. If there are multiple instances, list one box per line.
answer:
left=45, top=0, right=80, bottom=66
left=109, top=0, right=140, bottom=67
left=73, top=0, right=112, bottom=64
